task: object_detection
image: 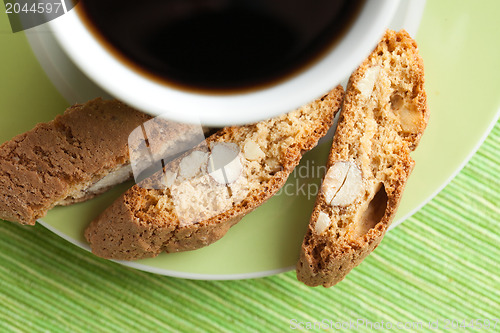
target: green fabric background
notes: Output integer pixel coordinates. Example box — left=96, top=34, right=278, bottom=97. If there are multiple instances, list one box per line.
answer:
left=0, top=1, right=499, bottom=332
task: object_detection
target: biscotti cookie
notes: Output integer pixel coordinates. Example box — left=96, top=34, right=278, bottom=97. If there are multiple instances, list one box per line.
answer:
left=297, top=30, right=429, bottom=287
left=85, top=86, right=344, bottom=260
left=0, top=99, right=194, bottom=225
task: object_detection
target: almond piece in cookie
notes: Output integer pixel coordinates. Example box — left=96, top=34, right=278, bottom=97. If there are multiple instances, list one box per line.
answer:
left=323, top=161, right=364, bottom=207
left=207, top=143, right=243, bottom=185
left=297, top=30, right=429, bottom=287
left=85, top=86, right=344, bottom=260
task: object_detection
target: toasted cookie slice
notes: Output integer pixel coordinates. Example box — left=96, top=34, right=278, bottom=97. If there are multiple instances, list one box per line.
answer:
left=0, top=99, right=154, bottom=224
left=297, top=30, right=429, bottom=287
left=0, top=99, right=188, bottom=225
left=85, top=86, right=344, bottom=260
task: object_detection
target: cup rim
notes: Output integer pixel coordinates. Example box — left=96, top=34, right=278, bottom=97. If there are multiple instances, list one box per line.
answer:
left=49, top=0, right=400, bottom=126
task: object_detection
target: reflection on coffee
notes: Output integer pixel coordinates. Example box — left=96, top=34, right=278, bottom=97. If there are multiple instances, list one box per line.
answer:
left=78, top=0, right=365, bottom=93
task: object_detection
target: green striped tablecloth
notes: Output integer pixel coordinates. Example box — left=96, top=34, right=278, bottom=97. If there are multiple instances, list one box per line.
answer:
left=0, top=123, right=498, bottom=332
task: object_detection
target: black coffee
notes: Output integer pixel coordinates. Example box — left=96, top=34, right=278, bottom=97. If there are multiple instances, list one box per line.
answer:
left=78, top=0, right=365, bottom=93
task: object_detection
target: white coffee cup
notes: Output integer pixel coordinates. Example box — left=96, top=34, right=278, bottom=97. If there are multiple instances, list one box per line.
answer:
left=47, top=0, right=400, bottom=126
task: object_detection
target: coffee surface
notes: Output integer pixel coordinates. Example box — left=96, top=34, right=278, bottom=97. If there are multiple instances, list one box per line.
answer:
left=79, top=0, right=364, bottom=92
